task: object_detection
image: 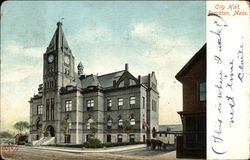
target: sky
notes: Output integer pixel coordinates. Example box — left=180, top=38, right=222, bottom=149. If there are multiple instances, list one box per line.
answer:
left=0, top=1, right=206, bottom=131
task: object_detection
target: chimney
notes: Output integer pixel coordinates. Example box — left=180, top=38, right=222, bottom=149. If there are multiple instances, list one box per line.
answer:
left=125, top=63, right=129, bottom=71
left=148, top=73, right=151, bottom=87
left=138, top=75, right=141, bottom=84
left=113, top=80, right=116, bottom=87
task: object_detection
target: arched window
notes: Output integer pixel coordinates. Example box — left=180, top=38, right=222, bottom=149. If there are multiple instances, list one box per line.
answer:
left=129, top=134, right=135, bottom=143
left=107, top=119, right=112, bottom=129
left=117, top=134, right=123, bottom=143
left=129, top=79, right=136, bottom=86
left=87, top=118, right=94, bottom=130
left=118, top=119, right=123, bottom=129
left=130, top=118, right=136, bottom=128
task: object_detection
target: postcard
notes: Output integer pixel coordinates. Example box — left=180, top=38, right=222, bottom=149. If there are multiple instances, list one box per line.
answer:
left=0, top=1, right=248, bottom=160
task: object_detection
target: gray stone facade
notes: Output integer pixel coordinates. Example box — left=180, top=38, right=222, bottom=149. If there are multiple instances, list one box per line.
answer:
left=29, top=22, right=159, bottom=144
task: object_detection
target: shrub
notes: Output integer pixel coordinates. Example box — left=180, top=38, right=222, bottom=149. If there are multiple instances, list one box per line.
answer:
left=83, top=138, right=103, bottom=148
left=16, top=134, right=28, bottom=145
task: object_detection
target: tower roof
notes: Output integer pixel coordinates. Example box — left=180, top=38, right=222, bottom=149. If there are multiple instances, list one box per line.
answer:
left=46, top=22, right=71, bottom=53
left=78, top=61, right=83, bottom=67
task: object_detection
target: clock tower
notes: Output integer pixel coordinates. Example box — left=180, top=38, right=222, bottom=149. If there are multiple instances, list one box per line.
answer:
left=43, top=21, right=75, bottom=89
left=42, top=22, right=75, bottom=142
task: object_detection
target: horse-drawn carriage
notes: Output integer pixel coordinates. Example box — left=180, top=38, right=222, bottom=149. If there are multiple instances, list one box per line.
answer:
left=146, top=131, right=181, bottom=150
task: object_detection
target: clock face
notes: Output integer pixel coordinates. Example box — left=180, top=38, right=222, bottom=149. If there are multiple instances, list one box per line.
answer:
left=48, top=55, right=54, bottom=63
left=64, top=56, right=70, bottom=64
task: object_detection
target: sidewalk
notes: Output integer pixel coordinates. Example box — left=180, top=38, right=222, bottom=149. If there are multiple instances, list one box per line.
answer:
left=29, top=144, right=147, bottom=153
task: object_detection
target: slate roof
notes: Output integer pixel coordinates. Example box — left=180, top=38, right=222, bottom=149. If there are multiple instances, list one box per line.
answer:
left=141, top=75, right=148, bottom=85
left=97, top=70, right=125, bottom=88
left=80, top=74, right=100, bottom=88
left=46, top=22, right=71, bottom=53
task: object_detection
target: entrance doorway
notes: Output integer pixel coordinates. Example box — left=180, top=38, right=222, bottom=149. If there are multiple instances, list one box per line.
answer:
left=45, top=125, right=55, bottom=137
left=107, top=135, right=111, bottom=143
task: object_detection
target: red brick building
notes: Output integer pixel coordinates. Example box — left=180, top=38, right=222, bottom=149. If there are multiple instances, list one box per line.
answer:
left=175, top=44, right=206, bottom=158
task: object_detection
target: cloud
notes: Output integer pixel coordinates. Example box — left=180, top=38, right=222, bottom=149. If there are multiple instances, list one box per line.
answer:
left=130, top=22, right=177, bottom=58
left=4, top=41, right=45, bottom=58
left=68, top=25, right=111, bottom=46
left=1, top=65, right=42, bottom=83
left=131, top=23, right=158, bottom=37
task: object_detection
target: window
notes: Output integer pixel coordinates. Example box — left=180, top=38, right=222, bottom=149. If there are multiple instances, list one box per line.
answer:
left=64, top=134, right=71, bottom=143
left=107, top=135, right=111, bottom=143
left=87, top=100, right=94, bottom=111
left=107, top=120, right=112, bottom=129
left=118, top=119, right=123, bottom=129
left=185, top=115, right=206, bottom=148
left=87, top=118, right=94, bottom=130
left=107, top=99, right=112, bottom=111
left=65, top=100, right=72, bottom=111
left=118, top=98, right=123, bottom=110
left=46, top=99, right=49, bottom=120
left=51, top=98, right=54, bottom=120
left=129, top=79, right=136, bottom=86
left=37, top=105, right=43, bottom=115
left=117, top=134, right=123, bottom=143
left=152, top=100, right=157, bottom=112
left=130, top=97, right=136, bottom=108
left=130, top=118, right=136, bottom=128
left=199, top=82, right=206, bottom=101
left=129, top=134, right=135, bottom=143
left=64, top=68, right=69, bottom=75
left=142, top=97, right=145, bottom=109
left=86, top=134, right=94, bottom=142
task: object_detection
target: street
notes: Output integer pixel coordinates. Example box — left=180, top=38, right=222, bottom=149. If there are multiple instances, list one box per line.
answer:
left=2, top=145, right=177, bottom=160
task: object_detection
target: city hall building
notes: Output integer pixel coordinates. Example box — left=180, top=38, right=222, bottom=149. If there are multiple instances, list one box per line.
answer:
left=29, top=22, right=159, bottom=144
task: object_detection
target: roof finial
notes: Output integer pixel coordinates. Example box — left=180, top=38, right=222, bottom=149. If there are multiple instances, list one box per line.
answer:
left=57, top=18, right=64, bottom=26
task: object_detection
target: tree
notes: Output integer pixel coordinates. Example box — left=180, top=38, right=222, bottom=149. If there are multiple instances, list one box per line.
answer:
left=0, top=131, right=13, bottom=138
left=90, top=122, right=97, bottom=135
left=63, top=118, right=69, bottom=134
left=123, top=120, right=132, bottom=142
left=13, top=121, right=29, bottom=134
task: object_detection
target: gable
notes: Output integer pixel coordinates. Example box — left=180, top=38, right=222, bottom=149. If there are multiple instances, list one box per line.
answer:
left=175, top=44, right=206, bottom=81
left=116, top=71, right=138, bottom=88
